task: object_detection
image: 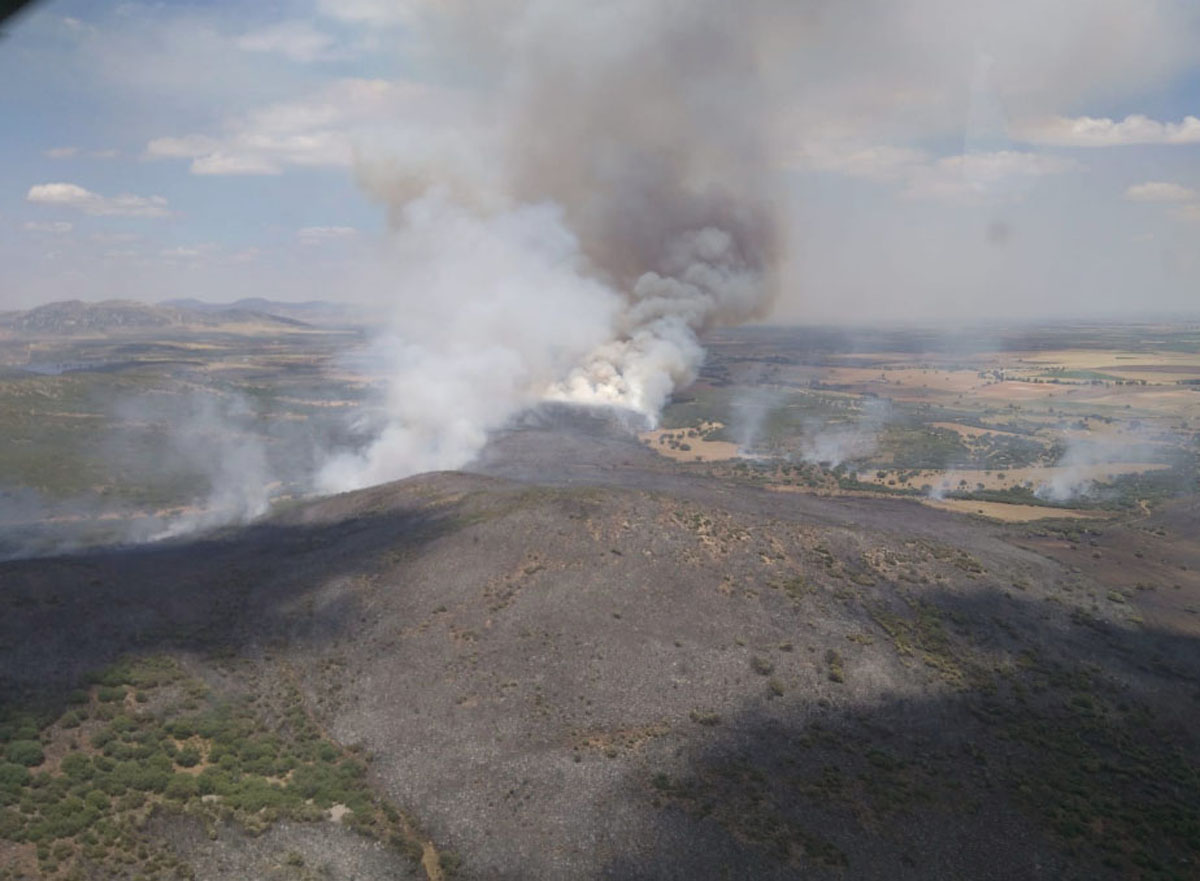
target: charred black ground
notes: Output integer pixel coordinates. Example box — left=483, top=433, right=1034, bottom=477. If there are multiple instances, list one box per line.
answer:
left=1, top=411, right=1198, bottom=880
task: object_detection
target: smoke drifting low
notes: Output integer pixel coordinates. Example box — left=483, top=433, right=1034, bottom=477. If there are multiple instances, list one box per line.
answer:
left=799, top=399, right=891, bottom=468
left=0, top=390, right=281, bottom=560
left=322, top=0, right=788, bottom=491
left=119, top=392, right=274, bottom=540
left=1034, top=432, right=1177, bottom=503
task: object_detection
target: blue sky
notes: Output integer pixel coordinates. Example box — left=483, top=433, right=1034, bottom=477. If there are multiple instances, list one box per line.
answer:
left=2, top=0, right=1199, bottom=321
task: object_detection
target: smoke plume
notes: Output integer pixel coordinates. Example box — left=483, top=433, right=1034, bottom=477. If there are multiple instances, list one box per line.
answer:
left=730, top=384, right=784, bottom=456
left=0, top=391, right=280, bottom=559
left=799, top=398, right=892, bottom=468
left=1034, top=432, right=1171, bottom=503
left=129, top=392, right=274, bottom=540
left=323, top=0, right=787, bottom=491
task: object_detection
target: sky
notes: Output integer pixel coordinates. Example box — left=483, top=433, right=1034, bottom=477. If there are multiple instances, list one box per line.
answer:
left=1, top=0, right=1199, bottom=323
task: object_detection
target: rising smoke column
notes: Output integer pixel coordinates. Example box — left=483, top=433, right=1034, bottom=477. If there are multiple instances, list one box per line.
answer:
left=321, top=0, right=789, bottom=491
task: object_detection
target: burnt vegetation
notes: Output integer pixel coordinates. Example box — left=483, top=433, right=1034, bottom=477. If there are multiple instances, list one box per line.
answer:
left=0, top=421, right=1197, bottom=879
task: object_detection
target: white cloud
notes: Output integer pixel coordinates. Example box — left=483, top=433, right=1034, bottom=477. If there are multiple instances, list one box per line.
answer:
left=795, top=142, right=1077, bottom=204
left=1125, top=181, right=1198, bottom=203
left=44, top=146, right=119, bottom=160
left=26, top=182, right=169, bottom=217
left=1014, top=114, right=1200, bottom=147
left=23, top=221, right=73, bottom=233
left=144, top=135, right=220, bottom=158
left=317, top=0, right=424, bottom=26
left=236, top=21, right=336, bottom=63
left=145, top=78, right=443, bottom=176
left=792, top=143, right=928, bottom=182
left=60, top=16, right=92, bottom=33
left=91, top=232, right=140, bottom=244
left=902, top=151, right=1078, bottom=202
left=298, top=226, right=358, bottom=243
left=160, top=245, right=214, bottom=259
left=192, top=153, right=285, bottom=176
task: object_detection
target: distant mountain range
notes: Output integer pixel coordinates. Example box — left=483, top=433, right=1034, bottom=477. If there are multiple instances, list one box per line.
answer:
left=161, top=297, right=359, bottom=325
left=0, top=299, right=313, bottom=336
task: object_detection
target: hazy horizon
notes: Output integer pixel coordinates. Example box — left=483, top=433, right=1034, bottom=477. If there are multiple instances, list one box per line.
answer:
left=7, top=294, right=1200, bottom=330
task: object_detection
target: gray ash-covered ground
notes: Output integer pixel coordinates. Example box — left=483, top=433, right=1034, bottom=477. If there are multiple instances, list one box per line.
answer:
left=1, top=408, right=1198, bottom=880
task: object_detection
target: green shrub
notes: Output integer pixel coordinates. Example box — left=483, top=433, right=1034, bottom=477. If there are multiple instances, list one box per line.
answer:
left=0, top=762, right=31, bottom=789
left=166, top=719, right=197, bottom=740
left=225, top=778, right=291, bottom=813
left=175, top=747, right=201, bottom=768
left=287, top=762, right=365, bottom=808
left=315, top=742, right=339, bottom=763
left=0, top=721, right=38, bottom=744
left=30, top=797, right=96, bottom=840
left=5, top=741, right=44, bottom=768
left=109, top=758, right=170, bottom=794
left=0, top=807, right=24, bottom=839
left=164, top=774, right=198, bottom=801
left=195, top=767, right=232, bottom=797
left=60, top=753, right=93, bottom=781
left=116, top=791, right=145, bottom=811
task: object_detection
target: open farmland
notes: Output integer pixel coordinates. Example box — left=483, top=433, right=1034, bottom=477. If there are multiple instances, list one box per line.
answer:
left=642, top=322, right=1199, bottom=523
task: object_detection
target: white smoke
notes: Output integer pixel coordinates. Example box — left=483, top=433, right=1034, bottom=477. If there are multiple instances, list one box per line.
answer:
left=320, top=0, right=785, bottom=492
left=730, top=384, right=784, bottom=455
left=0, top=390, right=281, bottom=559
left=116, top=391, right=274, bottom=540
left=317, top=193, right=621, bottom=491
left=1033, top=433, right=1165, bottom=503
left=926, top=470, right=978, bottom=502
left=799, top=398, right=891, bottom=468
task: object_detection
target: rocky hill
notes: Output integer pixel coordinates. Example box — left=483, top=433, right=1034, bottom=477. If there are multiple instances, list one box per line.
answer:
left=0, top=415, right=1197, bottom=880
left=161, top=298, right=356, bottom=326
left=0, top=299, right=310, bottom=336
